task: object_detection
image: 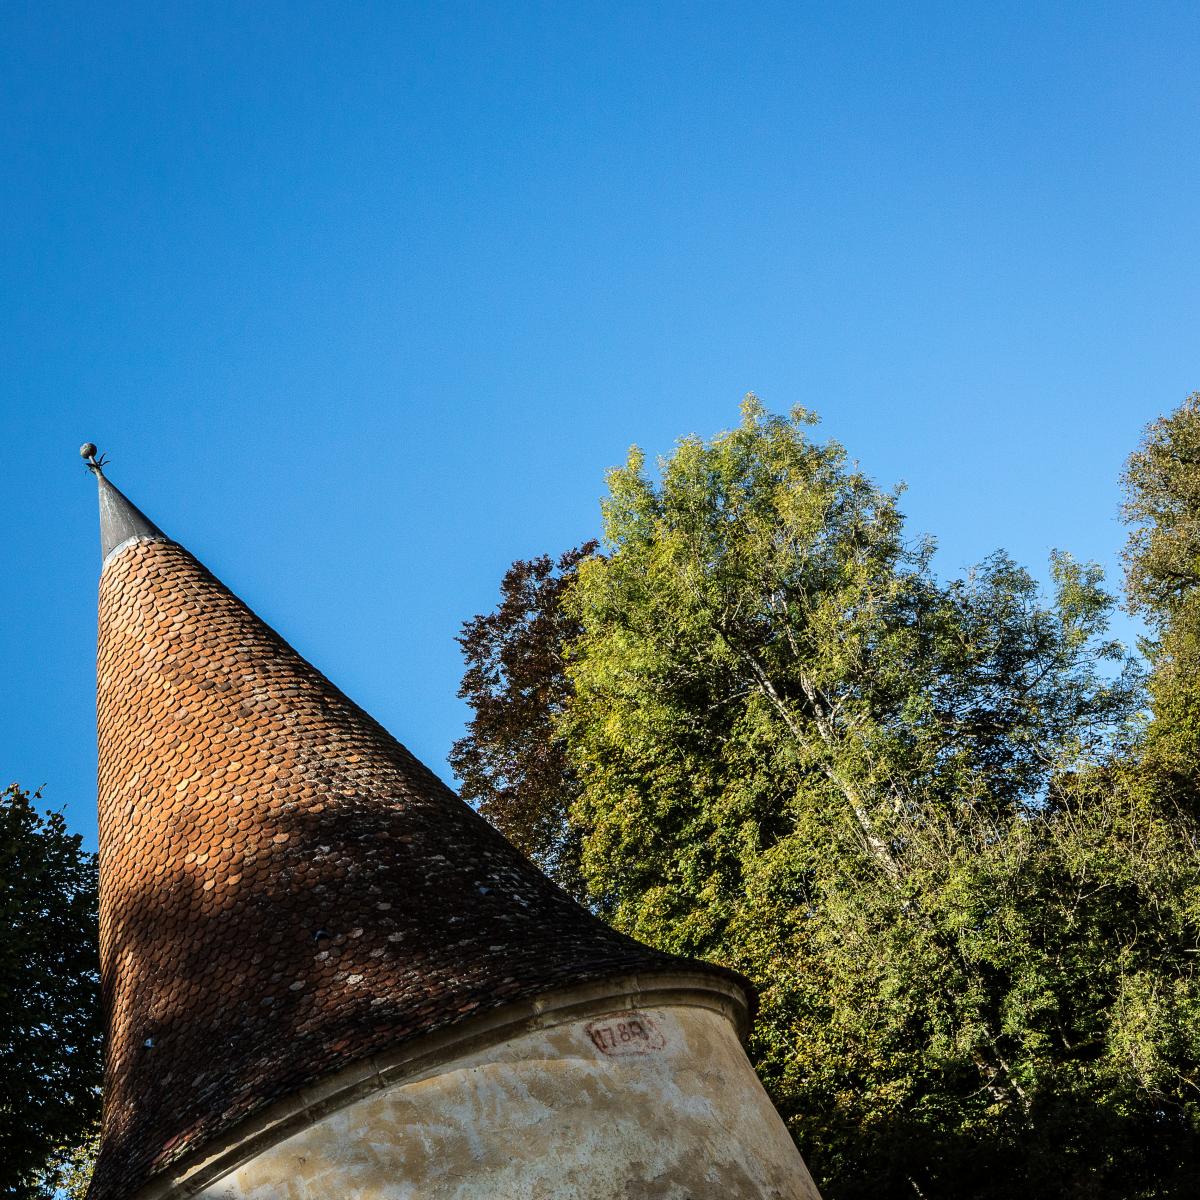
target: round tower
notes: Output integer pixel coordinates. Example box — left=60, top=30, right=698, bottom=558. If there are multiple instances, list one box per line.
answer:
left=83, top=452, right=822, bottom=1200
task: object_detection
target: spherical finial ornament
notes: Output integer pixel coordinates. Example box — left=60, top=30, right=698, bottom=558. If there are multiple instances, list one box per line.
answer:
left=80, top=442, right=98, bottom=460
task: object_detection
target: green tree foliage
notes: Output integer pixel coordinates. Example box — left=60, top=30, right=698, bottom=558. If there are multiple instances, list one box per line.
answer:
left=33, top=1124, right=99, bottom=1200
left=0, top=785, right=102, bottom=1200
left=1123, top=392, right=1200, bottom=782
left=557, top=400, right=1166, bottom=1197
left=457, top=398, right=1200, bottom=1198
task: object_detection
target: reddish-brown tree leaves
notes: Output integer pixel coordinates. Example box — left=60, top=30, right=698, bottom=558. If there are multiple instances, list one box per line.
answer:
left=451, top=543, right=596, bottom=897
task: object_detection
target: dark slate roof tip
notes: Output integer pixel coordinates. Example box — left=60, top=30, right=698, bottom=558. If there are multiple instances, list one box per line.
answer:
left=81, top=446, right=172, bottom=564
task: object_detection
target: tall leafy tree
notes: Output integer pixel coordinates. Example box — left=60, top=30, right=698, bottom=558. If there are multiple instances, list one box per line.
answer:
left=455, top=398, right=1200, bottom=1198
left=1047, top=391, right=1200, bottom=1194
left=1123, top=392, right=1200, bottom=782
left=0, top=785, right=102, bottom=1200
left=557, top=399, right=1154, bottom=1198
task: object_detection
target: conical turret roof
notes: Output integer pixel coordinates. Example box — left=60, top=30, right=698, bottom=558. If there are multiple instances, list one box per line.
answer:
left=86, top=459, right=742, bottom=1200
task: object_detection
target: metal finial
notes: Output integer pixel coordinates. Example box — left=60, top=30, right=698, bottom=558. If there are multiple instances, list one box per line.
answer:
left=83, top=450, right=170, bottom=562
left=81, top=443, right=109, bottom=473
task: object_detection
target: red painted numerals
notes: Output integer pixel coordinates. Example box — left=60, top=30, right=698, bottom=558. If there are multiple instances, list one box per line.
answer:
left=585, top=1011, right=666, bottom=1056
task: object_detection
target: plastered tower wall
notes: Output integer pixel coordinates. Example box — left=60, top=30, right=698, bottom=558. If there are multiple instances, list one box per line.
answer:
left=189, top=997, right=820, bottom=1200
left=84, top=462, right=822, bottom=1200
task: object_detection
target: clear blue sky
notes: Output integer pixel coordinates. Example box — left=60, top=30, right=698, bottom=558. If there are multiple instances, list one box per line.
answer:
left=2, top=2, right=1196, bottom=849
